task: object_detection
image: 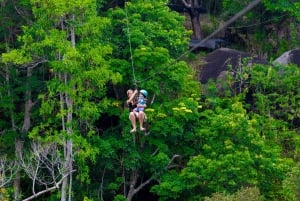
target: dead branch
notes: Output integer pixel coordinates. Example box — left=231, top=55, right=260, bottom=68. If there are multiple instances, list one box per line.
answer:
left=19, top=59, right=48, bottom=70
left=17, top=141, right=75, bottom=201
left=126, top=154, right=182, bottom=201
left=166, top=154, right=181, bottom=170
left=22, top=170, right=75, bottom=201
left=181, top=0, right=191, bottom=8
left=0, top=156, right=18, bottom=188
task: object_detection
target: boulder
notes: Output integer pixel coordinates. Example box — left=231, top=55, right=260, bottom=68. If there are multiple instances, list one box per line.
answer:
left=189, top=38, right=228, bottom=50
left=198, top=48, right=268, bottom=95
left=273, top=49, right=300, bottom=67
left=199, top=48, right=255, bottom=84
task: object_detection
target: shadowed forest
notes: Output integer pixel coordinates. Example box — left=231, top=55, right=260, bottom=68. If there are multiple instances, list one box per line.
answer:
left=0, top=0, right=300, bottom=201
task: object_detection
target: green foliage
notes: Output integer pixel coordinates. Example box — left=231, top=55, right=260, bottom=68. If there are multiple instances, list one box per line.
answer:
left=281, top=163, right=300, bottom=201
left=2, top=0, right=123, bottom=199
left=1, top=0, right=300, bottom=201
left=151, top=170, right=184, bottom=200
left=83, top=196, right=94, bottom=201
left=145, top=95, right=201, bottom=152
left=263, top=0, right=300, bottom=19
left=107, top=0, right=192, bottom=92
left=0, top=188, right=10, bottom=201
left=220, top=0, right=300, bottom=57
left=222, top=0, right=249, bottom=17
left=0, top=130, right=17, bottom=155
left=205, top=187, right=263, bottom=201
left=250, top=64, right=300, bottom=128
left=113, top=195, right=127, bottom=201
left=99, top=6, right=202, bottom=200
left=153, top=95, right=295, bottom=200
left=2, top=49, right=32, bottom=64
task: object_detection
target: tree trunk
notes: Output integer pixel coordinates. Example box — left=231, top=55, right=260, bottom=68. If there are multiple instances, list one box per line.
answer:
left=14, top=140, right=23, bottom=201
left=60, top=72, right=74, bottom=201
left=61, top=13, right=75, bottom=201
left=4, top=62, right=20, bottom=200
left=126, top=168, right=154, bottom=201
left=189, top=8, right=202, bottom=39
left=127, top=170, right=138, bottom=201
left=14, top=65, right=33, bottom=201
left=22, top=67, right=33, bottom=132
left=5, top=64, right=16, bottom=130
left=177, top=0, right=262, bottom=60
left=182, top=0, right=203, bottom=40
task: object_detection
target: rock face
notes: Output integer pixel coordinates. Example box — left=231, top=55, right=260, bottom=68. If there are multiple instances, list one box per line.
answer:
left=199, top=48, right=252, bottom=84
left=273, top=49, right=300, bottom=67
left=199, top=48, right=299, bottom=85
left=198, top=48, right=268, bottom=95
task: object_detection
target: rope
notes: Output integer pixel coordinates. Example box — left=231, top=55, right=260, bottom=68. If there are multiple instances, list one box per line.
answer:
left=124, top=0, right=137, bottom=86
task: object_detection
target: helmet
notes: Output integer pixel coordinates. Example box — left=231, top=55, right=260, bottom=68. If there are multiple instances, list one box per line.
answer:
left=140, top=89, right=148, bottom=97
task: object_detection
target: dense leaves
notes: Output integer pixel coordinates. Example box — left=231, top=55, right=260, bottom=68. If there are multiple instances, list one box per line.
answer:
left=0, top=0, right=300, bottom=201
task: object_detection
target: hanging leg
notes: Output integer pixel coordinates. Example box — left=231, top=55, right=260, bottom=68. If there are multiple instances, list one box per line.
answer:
left=129, top=112, right=136, bottom=133
left=138, top=111, right=146, bottom=131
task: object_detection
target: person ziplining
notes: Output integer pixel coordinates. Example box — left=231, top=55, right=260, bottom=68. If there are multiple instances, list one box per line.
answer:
left=123, top=0, right=262, bottom=136
left=134, top=89, right=147, bottom=113
left=124, top=1, right=149, bottom=134
left=126, top=89, right=148, bottom=133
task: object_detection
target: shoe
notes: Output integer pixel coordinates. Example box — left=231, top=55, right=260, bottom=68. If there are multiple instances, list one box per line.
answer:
left=140, top=127, right=146, bottom=131
left=130, top=129, right=136, bottom=133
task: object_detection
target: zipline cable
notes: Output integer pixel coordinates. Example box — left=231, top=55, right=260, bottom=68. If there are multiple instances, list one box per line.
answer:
left=124, top=0, right=137, bottom=87
left=184, top=0, right=262, bottom=57
left=228, top=13, right=289, bottom=29
left=126, top=0, right=262, bottom=84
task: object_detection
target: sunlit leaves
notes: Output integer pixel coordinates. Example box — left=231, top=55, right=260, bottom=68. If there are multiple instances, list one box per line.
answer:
left=2, top=49, right=32, bottom=64
left=108, top=0, right=191, bottom=91
left=30, top=0, right=97, bottom=22
left=263, top=0, right=299, bottom=16
left=251, top=64, right=300, bottom=127
left=154, top=93, right=295, bottom=200
left=151, top=170, right=183, bottom=200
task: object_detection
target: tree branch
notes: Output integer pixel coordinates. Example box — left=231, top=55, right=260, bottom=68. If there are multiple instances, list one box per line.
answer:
left=126, top=154, right=181, bottom=200
left=176, top=0, right=262, bottom=61
left=22, top=170, right=75, bottom=201
left=11, top=0, right=32, bottom=23
left=18, top=141, right=74, bottom=201
left=151, top=148, right=159, bottom=156
left=181, top=0, right=191, bottom=8
left=20, top=59, right=48, bottom=69
left=134, top=177, right=153, bottom=193
left=0, top=156, right=18, bottom=188
left=166, top=154, right=181, bottom=170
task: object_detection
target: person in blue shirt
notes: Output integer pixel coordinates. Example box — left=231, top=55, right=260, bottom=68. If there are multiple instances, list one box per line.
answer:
left=134, top=89, right=147, bottom=112
left=126, top=89, right=148, bottom=133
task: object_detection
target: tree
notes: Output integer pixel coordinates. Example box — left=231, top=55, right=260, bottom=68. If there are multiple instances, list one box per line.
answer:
left=180, top=0, right=204, bottom=40
left=17, top=142, right=74, bottom=201
left=250, top=64, right=300, bottom=125
left=221, top=0, right=300, bottom=56
left=153, top=97, right=294, bottom=200
left=204, top=187, right=263, bottom=201
left=3, top=0, right=121, bottom=200
left=0, top=156, right=18, bottom=188
left=1, top=0, right=300, bottom=200
left=168, top=0, right=207, bottom=40
left=86, top=0, right=201, bottom=200
left=0, top=1, right=36, bottom=199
